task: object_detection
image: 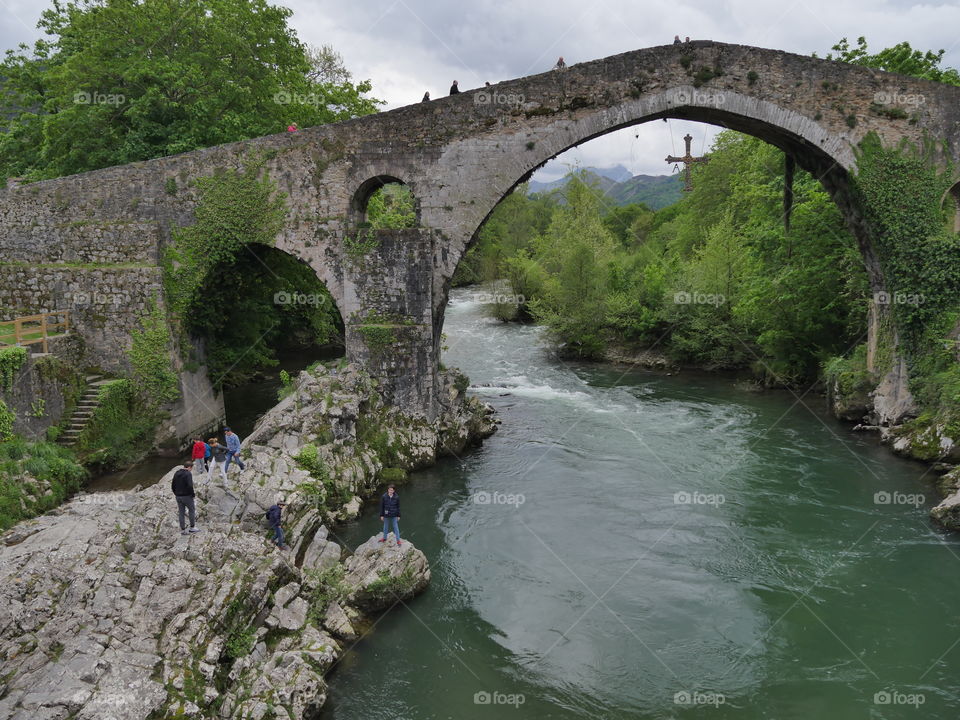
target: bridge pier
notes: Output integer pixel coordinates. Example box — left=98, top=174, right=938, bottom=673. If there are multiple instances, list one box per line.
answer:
left=341, top=228, right=441, bottom=419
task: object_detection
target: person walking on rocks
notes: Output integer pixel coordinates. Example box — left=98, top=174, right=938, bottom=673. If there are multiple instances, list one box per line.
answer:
left=379, top=484, right=401, bottom=546
left=190, top=438, right=206, bottom=475
left=266, top=501, right=288, bottom=549
left=224, top=427, right=245, bottom=474
left=172, top=462, right=201, bottom=535
left=207, top=438, right=229, bottom=483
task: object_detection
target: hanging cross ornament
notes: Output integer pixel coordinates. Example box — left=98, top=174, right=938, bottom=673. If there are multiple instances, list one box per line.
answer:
left=665, top=133, right=709, bottom=191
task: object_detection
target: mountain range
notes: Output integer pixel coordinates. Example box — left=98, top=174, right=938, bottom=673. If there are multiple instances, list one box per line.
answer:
left=527, top=165, right=684, bottom=210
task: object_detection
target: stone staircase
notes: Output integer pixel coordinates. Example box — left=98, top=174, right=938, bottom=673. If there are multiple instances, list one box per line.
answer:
left=59, top=375, right=110, bottom=446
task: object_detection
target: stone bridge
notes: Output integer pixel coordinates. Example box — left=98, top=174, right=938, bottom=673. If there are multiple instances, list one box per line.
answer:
left=2, top=41, right=959, bottom=437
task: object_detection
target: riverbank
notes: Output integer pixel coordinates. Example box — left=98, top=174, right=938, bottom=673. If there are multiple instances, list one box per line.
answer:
left=0, top=361, right=496, bottom=719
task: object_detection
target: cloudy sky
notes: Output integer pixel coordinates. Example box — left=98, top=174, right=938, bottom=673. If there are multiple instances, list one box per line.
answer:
left=3, top=0, right=959, bottom=181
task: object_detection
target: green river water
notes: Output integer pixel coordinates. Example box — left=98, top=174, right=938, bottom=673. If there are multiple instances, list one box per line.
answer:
left=318, top=289, right=960, bottom=719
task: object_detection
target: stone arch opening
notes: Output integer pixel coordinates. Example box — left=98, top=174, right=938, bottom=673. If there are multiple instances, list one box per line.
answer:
left=351, top=175, right=418, bottom=229
left=186, top=242, right=344, bottom=389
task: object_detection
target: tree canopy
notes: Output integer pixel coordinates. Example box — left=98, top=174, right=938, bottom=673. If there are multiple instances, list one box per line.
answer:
left=0, top=0, right=382, bottom=182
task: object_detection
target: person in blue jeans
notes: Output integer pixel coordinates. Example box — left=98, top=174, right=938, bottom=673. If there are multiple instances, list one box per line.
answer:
left=266, top=501, right=288, bottom=550
left=379, top=484, right=401, bottom=546
left=224, top=427, right=245, bottom=474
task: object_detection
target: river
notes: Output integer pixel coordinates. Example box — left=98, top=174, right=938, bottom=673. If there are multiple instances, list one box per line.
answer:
left=319, top=288, right=960, bottom=719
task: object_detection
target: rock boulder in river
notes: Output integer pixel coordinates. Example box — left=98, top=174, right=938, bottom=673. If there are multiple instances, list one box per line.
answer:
left=0, top=363, right=495, bottom=719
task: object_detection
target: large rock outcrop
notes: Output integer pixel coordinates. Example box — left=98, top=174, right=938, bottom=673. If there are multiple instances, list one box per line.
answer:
left=0, top=362, right=496, bottom=719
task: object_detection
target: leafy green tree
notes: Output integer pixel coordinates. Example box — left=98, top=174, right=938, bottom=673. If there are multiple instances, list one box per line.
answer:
left=826, top=37, right=960, bottom=85
left=366, top=183, right=416, bottom=229
left=0, top=0, right=382, bottom=182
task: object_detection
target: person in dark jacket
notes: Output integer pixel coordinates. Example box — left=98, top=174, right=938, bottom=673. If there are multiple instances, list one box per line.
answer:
left=422, top=91, right=430, bottom=102
left=266, top=501, right=288, bottom=549
left=172, top=462, right=201, bottom=535
left=207, top=437, right=229, bottom=482
left=379, top=484, right=401, bottom=545
left=449, top=80, right=459, bottom=95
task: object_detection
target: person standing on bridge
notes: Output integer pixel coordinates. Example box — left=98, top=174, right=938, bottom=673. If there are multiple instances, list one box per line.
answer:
left=379, top=484, right=402, bottom=546
left=172, top=462, right=201, bottom=536
left=224, top=427, right=245, bottom=474
left=449, top=80, right=459, bottom=95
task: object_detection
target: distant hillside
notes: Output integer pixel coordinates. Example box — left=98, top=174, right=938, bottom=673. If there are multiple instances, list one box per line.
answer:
left=528, top=167, right=684, bottom=210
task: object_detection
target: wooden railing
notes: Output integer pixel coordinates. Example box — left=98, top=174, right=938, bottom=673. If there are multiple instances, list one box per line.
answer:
left=0, top=311, right=71, bottom=353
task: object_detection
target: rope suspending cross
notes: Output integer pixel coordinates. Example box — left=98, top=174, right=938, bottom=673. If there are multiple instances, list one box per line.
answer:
left=665, top=133, right=709, bottom=191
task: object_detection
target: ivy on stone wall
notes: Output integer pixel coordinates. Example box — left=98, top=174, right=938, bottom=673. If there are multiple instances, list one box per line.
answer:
left=163, top=164, right=288, bottom=325
left=0, top=399, right=13, bottom=441
left=0, top=346, right=27, bottom=392
left=129, top=300, right=180, bottom=405
left=853, top=134, right=960, bottom=349
left=852, top=133, right=960, bottom=420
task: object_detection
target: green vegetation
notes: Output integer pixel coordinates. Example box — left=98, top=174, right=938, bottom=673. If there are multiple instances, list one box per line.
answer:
left=0, top=0, right=382, bottom=182
left=129, top=302, right=180, bottom=405
left=0, top=438, right=87, bottom=531
left=0, top=346, right=27, bottom=391
left=74, top=379, right=158, bottom=469
left=305, top=565, right=348, bottom=626
left=462, top=135, right=866, bottom=381
left=0, top=400, right=14, bottom=442
left=295, top=443, right=351, bottom=511
left=366, top=183, right=416, bottom=229
left=363, top=565, right=418, bottom=605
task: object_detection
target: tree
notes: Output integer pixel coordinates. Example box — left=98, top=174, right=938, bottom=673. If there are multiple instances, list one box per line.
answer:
left=0, top=0, right=383, bottom=182
left=826, top=37, right=960, bottom=85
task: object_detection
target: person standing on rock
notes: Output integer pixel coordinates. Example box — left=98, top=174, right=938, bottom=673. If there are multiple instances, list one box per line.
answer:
left=267, top=501, right=288, bottom=549
left=172, top=462, right=201, bottom=535
left=449, top=80, right=459, bottom=95
left=207, top=437, right=229, bottom=483
left=224, top=427, right=245, bottom=474
left=190, top=437, right=206, bottom=475
left=379, top=484, right=401, bottom=546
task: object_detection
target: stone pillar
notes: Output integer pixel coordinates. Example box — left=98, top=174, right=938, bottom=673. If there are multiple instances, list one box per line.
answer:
left=342, top=228, right=439, bottom=419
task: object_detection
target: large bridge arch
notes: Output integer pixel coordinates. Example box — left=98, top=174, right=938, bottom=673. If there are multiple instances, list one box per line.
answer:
left=3, top=41, right=960, bottom=429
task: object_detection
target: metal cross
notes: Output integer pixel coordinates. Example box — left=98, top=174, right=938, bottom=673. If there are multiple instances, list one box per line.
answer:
left=665, top=133, right=709, bottom=191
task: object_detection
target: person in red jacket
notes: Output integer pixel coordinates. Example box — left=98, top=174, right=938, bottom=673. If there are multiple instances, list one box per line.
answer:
left=190, top=437, right=206, bottom=475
